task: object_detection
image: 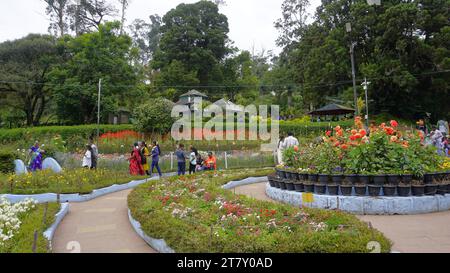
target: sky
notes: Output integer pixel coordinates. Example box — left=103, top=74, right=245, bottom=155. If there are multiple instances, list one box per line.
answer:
left=0, top=0, right=321, bottom=55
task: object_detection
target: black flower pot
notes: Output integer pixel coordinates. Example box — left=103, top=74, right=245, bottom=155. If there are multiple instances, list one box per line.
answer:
left=299, top=173, right=309, bottom=182
left=331, top=175, right=343, bottom=185
left=354, top=185, right=367, bottom=196
left=293, top=182, right=304, bottom=192
left=398, top=185, right=411, bottom=197
left=308, top=174, right=318, bottom=182
left=317, top=174, right=329, bottom=185
left=345, top=174, right=358, bottom=184
left=268, top=178, right=275, bottom=187
left=368, top=185, right=382, bottom=196
left=285, top=171, right=292, bottom=180
left=273, top=179, right=280, bottom=188
left=425, top=184, right=438, bottom=196
left=327, top=184, right=339, bottom=195
left=383, top=185, right=397, bottom=196
left=276, top=169, right=282, bottom=178
left=401, top=174, right=413, bottom=184
left=358, top=175, right=370, bottom=185
left=340, top=185, right=353, bottom=196
left=314, top=184, right=327, bottom=195
left=447, top=184, right=450, bottom=194
left=286, top=181, right=295, bottom=191
left=411, top=185, right=425, bottom=196
left=372, top=175, right=386, bottom=186
left=386, top=175, right=400, bottom=186
left=437, top=184, right=448, bottom=195
left=304, top=183, right=314, bottom=193
left=279, top=180, right=287, bottom=190
left=292, top=172, right=300, bottom=181
left=424, top=173, right=434, bottom=184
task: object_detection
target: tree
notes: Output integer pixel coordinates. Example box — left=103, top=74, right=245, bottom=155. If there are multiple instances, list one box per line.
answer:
left=49, top=21, right=139, bottom=124
left=152, top=1, right=232, bottom=95
left=117, top=0, right=131, bottom=34
left=0, top=34, right=59, bottom=126
left=128, top=15, right=162, bottom=64
left=275, top=0, right=311, bottom=47
left=44, top=0, right=70, bottom=37
left=67, top=0, right=118, bottom=35
left=132, top=98, right=175, bottom=134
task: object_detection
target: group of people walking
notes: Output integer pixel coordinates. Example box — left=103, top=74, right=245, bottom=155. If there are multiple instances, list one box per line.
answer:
left=82, top=137, right=99, bottom=169
left=128, top=142, right=218, bottom=177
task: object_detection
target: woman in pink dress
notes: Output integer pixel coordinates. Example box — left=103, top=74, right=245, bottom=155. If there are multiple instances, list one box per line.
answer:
left=129, top=143, right=144, bottom=176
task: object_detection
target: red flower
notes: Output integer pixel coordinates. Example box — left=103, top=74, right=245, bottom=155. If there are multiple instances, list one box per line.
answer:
left=326, top=130, right=332, bottom=137
left=390, top=120, right=398, bottom=128
left=340, top=144, right=349, bottom=150
left=359, top=129, right=367, bottom=137
left=294, top=145, right=299, bottom=152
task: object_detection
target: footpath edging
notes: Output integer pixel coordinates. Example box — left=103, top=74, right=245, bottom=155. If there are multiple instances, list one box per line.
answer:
left=43, top=203, right=70, bottom=251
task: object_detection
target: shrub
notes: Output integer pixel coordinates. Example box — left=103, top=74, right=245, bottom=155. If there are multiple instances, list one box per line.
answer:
left=132, top=98, right=175, bottom=134
left=0, top=150, right=15, bottom=173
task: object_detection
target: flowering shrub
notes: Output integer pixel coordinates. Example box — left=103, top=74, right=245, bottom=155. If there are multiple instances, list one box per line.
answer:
left=128, top=169, right=391, bottom=252
left=283, top=117, right=444, bottom=177
left=0, top=198, right=36, bottom=246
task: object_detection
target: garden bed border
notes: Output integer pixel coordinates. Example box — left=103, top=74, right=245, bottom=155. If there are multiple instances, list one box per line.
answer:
left=266, top=183, right=450, bottom=215
left=43, top=203, right=70, bottom=250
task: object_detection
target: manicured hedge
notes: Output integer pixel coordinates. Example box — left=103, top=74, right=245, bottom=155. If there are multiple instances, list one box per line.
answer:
left=128, top=169, right=392, bottom=253
left=0, top=150, right=15, bottom=173
left=0, top=124, right=134, bottom=144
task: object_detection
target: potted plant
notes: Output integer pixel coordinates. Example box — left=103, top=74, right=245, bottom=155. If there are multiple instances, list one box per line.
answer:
left=303, top=181, right=314, bottom=193
left=307, top=166, right=319, bottom=182
left=268, top=174, right=276, bottom=188
left=278, top=179, right=287, bottom=190
left=297, top=168, right=309, bottom=182
left=314, top=183, right=327, bottom=195
left=327, top=183, right=339, bottom=195
left=411, top=179, right=425, bottom=196
left=382, top=183, right=397, bottom=197
left=372, top=174, right=386, bottom=186
left=293, top=180, right=304, bottom=192
left=330, top=167, right=344, bottom=185
left=340, top=178, right=353, bottom=196
left=424, top=177, right=439, bottom=196
left=354, top=182, right=367, bottom=196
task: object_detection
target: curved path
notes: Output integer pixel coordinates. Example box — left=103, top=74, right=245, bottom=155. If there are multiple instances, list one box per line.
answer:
left=234, top=182, right=450, bottom=253
left=52, top=189, right=156, bottom=253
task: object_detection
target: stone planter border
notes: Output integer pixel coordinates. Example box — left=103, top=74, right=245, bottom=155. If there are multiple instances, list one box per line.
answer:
left=43, top=203, right=70, bottom=250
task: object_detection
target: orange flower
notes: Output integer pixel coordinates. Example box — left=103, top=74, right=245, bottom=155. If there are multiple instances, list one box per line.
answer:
left=351, top=129, right=357, bottom=135
left=402, top=141, right=409, bottom=148
left=333, top=141, right=340, bottom=147
left=359, top=129, right=367, bottom=137
left=340, top=144, right=349, bottom=150
left=294, top=145, right=299, bottom=152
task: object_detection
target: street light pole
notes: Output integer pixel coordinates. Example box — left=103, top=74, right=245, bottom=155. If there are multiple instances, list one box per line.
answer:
left=362, top=78, right=371, bottom=128
left=97, top=78, right=102, bottom=147
left=350, top=42, right=358, bottom=116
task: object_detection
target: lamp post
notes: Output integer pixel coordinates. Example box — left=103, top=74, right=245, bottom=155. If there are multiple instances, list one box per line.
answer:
left=346, top=23, right=359, bottom=116
left=362, top=78, right=371, bottom=128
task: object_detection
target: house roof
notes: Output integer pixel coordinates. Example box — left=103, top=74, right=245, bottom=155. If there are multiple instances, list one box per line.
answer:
left=308, top=103, right=355, bottom=116
left=179, top=89, right=208, bottom=98
left=212, top=99, right=244, bottom=112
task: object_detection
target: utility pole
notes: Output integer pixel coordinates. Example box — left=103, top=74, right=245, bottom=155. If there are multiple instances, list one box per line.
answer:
left=362, top=78, right=371, bottom=128
left=346, top=22, right=358, bottom=116
left=97, top=78, right=102, bottom=147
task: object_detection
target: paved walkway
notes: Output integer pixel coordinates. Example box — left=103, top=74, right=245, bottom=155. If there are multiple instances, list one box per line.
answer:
left=52, top=189, right=156, bottom=253
left=234, top=182, right=450, bottom=253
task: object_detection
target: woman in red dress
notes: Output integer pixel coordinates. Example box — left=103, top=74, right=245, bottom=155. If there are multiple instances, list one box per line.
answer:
left=129, top=143, right=144, bottom=176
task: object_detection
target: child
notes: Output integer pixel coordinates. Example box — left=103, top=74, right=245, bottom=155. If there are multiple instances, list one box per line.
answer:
left=82, top=144, right=92, bottom=169
left=204, top=152, right=217, bottom=171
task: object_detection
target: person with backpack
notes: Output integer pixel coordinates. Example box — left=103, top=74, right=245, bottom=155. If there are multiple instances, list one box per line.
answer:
left=140, top=141, right=150, bottom=176
left=150, top=141, right=162, bottom=177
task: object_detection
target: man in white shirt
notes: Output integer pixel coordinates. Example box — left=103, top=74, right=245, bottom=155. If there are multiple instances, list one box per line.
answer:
left=282, top=132, right=299, bottom=149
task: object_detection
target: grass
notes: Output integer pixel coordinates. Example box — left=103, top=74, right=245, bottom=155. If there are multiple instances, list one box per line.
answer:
left=0, top=169, right=144, bottom=195
left=128, top=169, right=392, bottom=253
left=0, top=203, right=60, bottom=253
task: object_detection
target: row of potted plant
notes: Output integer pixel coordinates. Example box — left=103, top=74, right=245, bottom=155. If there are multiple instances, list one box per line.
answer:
left=268, top=173, right=450, bottom=197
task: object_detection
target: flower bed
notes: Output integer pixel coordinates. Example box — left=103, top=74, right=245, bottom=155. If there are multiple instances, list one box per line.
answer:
left=0, top=198, right=59, bottom=253
left=128, top=169, right=391, bottom=252
left=277, top=118, right=450, bottom=197
left=0, top=168, right=143, bottom=195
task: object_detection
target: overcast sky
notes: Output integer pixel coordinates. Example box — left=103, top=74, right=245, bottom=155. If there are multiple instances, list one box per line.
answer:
left=0, top=0, right=321, bottom=55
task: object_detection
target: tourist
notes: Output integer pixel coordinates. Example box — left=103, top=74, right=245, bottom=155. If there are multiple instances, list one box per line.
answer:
left=140, top=142, right=150, bottom=176
left=89, top=136, right=98, bottom=170
left=196, top=153, right=204, bottom=172
left=282, top=132, right=299, bottom=149
left=417, top=119, right=428, bottom=135
left=204, top=152, right=217, bottom=171
left=175, top=144, right=187, bottom=176
left=150, top=141, right=162, bottom=177
left=189, top=146, right=198, bottom=174
left=129, top=143, right=144, bottom=176
left=431, top=126, right=444, bottom=155
left=277, top=135, right=285, bottom=164
left=28, top=141, right=45, bottom=172
left=437, top=120, right=449, bottom=136
left=82, top=144, right=93, bottom=169
left=443, top=136, right=449, bottom=157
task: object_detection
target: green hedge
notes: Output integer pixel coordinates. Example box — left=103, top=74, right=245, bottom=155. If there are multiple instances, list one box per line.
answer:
left=0, top=124, right=134, bottom=144
left=0, top=150, right=15, bottom=173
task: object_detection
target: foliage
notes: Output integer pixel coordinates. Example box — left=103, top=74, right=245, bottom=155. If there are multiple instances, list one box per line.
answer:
left=128, top=169, right=392, bottom=253
left=132, top=98, right=175, bottom=134
left=0, top=201, right=59, bottom=253
left=49, top=21, right=139, bottom=124
left=0, top=150, right=15, bottom=174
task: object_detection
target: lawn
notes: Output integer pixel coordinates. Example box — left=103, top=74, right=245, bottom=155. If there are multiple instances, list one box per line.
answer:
left=128, top=169, right=392, bottom=253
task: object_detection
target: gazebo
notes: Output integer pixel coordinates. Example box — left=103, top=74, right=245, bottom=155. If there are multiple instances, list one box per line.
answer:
left=308, top=103, right=355, bottom=121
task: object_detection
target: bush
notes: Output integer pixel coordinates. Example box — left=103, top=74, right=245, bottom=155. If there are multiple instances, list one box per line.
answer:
left=128, top=169, right=392, bottom=253
left=132, top=98, right=175, bottom=134
left=0, top=150, right=15, bottom=173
